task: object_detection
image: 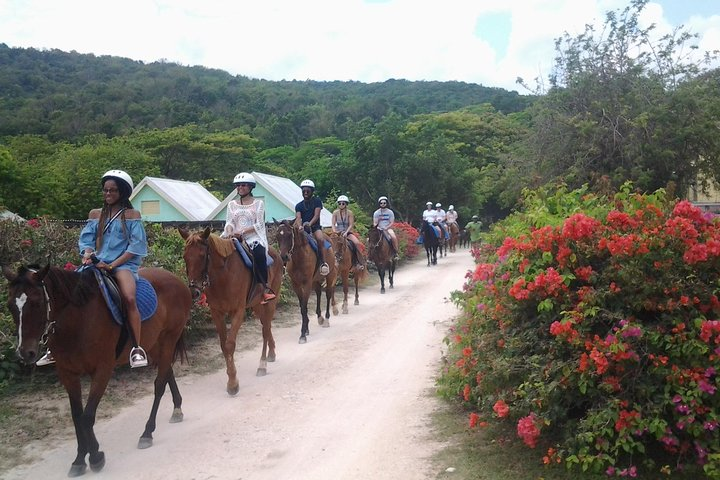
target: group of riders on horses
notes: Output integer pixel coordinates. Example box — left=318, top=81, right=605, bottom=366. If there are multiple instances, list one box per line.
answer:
left=422, top=201, right=459, bottom=243
left=33, top=168, right=468, bottom=371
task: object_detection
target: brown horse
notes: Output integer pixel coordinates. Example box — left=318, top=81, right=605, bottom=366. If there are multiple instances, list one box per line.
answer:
left=448, top=222, right=460, bottom=252
left=3, top=264, right=191, bottom=477
left=367, top=225, right=396, bottom=293
left=179, top=227, right=283, bottom=395
left=329, top=232, right=367, bottom=313
left=274, top=220, right=338, bottom=343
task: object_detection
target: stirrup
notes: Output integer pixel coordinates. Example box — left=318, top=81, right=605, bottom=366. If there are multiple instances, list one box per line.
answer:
left=129, top=347, right=148, bottom=368
left=319, top=263, right=330, bottom=276
left=36, top=350, right=55, bottom=366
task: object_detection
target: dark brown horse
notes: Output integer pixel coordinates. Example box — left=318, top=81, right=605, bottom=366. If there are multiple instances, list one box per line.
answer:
left=179, top=227, right=283, bottom=395
left=274, top=220, right=337, bottom=343
left=421, top=220, right=439, bottom=266
left=3, top=264, right=191, bottom=477
left=448, top=222, right=460, bottom=252
left=329, top=232, right=367, bottom=313
left=367, top=225, right=396, bottom=293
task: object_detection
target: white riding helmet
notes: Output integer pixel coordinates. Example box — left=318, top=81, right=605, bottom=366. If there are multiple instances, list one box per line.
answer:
left=233, top=172, right=256, bottom=186
left=300, top=179, right=315, bottom=189
left=337, top=195, right=349, bottom=204
left=426, top=201, right=433, bottom=206
left=378, top=196, right=388, bottom=204
left=435, top=202, right=442, bottom=208
left=449, top=205, right=454, bottom=210
left=101, top=170, right=134, bottom=191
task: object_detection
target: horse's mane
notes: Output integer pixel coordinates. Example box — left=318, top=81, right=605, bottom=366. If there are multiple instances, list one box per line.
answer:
left=45, top=266, right=97, bottom=307
left=207, top=233, right=236, bottom=258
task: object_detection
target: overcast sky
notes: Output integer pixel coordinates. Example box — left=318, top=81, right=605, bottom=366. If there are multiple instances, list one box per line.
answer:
left=2, top=0, right=719, bottom=92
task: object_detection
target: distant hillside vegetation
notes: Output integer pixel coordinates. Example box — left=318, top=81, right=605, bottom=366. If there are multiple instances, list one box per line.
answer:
left=0, top=44, right=533, bottom=146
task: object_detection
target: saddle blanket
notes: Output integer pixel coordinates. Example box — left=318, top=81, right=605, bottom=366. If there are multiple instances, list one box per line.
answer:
left=232, top=238, right=275, bottom=268
left=305, top=232, right=332, bottom=252
left=91, top=268, right=158, bottom=326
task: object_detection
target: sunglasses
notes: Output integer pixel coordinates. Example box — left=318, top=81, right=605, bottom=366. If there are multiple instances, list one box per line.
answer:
left=102, top=188, right=119, bottom=194
left=338, top=201, right=348, bottom=205
left=379, top=202, right=387, bottom=205
left=234, top=183, right=252, bottom=188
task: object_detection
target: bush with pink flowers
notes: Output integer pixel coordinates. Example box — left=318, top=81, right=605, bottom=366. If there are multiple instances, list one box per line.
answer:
left=438, top=183, right=720, bottom=477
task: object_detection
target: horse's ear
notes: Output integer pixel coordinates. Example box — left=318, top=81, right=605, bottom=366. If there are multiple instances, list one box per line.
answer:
left=38, top=263, right=50, bottom=281
left=178, top=227, right=190, bottom=240
left=272, top=217, right=278, bottom=226
left=2, top=264, right=16, bottom=282
left=202, top=227, right=211, bottom=239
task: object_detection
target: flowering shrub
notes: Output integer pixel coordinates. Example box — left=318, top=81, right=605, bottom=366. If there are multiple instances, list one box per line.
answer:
left=439, top=183, right=720, bottom=477
left=393, top=221, right=420, bottom=258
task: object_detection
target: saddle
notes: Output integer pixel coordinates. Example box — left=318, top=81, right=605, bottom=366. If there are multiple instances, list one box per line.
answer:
left=231, top=238, right=274, bottom=268
left=89, top=268, right=158, bottom=326
left=304, top=231, right=332, bottom=252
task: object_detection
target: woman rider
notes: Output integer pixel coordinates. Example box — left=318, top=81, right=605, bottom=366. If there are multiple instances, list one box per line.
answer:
left=37, top=170, right=149, bottom=368
left=331, top=195, right=366, bottom=270
left=220, top=172, right=276, bottom=304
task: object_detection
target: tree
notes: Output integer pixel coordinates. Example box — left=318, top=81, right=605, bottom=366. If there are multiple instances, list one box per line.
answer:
left=520, top=0, right=719, bottom=194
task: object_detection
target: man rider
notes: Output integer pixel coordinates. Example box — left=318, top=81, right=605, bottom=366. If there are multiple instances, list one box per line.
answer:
left=294, top=179, right=330, bottom=276
left=373, top=196, right=399, bottom=259
left=435, top=202, right=448, bottom=240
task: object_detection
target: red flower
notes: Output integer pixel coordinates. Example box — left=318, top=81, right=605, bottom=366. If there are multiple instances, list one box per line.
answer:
left=493, top=400, right=510, bottom=418
left=27, top=218, right=41, bottom=228
left=63, top=262, right=76, bottom=271
left=517, top=413, right=541, bottom=448
left=469, top=412, right=480, bottom=428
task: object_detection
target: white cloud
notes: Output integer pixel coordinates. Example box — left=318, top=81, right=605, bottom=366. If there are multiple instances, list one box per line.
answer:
left=1, top=0, right=717, bottom=92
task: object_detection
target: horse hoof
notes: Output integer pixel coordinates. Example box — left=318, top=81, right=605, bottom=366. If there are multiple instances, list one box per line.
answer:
left=380, top=288, right=385, bottom=294
left=268, top=353, right=276, bottom=362
left=322, top=320, right=330, bottom=328
left=342, top=307, right=348, bottom=314
left=354, top=300, right=359, bottom=306
left=299, top=336, right=307, bottom=344
left=68, top=463, right=87, bottom=477
left=256, top=367, right=267, bottom=376
left=227, top=384, right=240, bottom=396
left=170, top=408, right=184, bottom=423
left=138, top=437, right=153, bottom=449
left=317, top=317, right=325, bottom=326
left=89, top=451, right=105, bottom=472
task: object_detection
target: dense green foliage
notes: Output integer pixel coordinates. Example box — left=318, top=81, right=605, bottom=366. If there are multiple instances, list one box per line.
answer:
left=0, top=43, right=531, bottom=144
left=440, top=184, right=720, bottom=477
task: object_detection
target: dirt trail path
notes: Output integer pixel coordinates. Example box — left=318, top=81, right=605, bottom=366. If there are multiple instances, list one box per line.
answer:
left=4, top=251, right=474, bottom=480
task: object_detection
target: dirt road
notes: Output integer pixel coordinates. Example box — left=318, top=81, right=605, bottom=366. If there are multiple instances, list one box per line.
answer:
left=5, top=251, right=474, bottom=480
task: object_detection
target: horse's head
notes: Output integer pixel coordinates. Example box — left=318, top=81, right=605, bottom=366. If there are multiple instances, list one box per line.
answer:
left=3, top=264, right=52, bottom=365
left=329, top=232, right=348, bottom=257
left=274, top=220, right=295, bottom=264
left=179, top=227, right=211, bottom=300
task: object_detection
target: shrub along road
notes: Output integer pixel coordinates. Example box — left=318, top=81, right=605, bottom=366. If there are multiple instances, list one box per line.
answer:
left=5, top=250, right=475, bottom=480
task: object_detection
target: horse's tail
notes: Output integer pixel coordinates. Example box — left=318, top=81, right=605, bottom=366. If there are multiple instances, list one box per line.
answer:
left=173, top=330, right=188, bottom=365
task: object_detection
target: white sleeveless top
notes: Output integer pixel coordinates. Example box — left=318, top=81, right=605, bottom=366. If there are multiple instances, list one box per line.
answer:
left=221, top=198, right=268, bottom=248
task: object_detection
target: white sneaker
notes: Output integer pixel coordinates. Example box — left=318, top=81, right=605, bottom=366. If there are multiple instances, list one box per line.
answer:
left=319, top=263, right=330, bottom=276
left=36, top=350, right=55, bottom=366
left=129, top=347, right=148, bottom=368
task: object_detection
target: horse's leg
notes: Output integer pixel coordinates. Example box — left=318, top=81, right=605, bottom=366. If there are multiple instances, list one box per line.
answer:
left=379, top=267, right=386, bottom=294
left=325, top=281, right=336, bottom=324
left=79, top=368, right=114, bottom=474
left=210, top=308, right=239, bottom=396
left=389, top=260, right=395, bottom=289
left=252, top=304, right=276, bottom=375
left=138, top=364, right=173, bottom=449
left=341, top=270, right=349, bottom=314
left=63, top=375, right=89, bottom=477
left=353, top=273, right=360, bottom=306
left=225, top=307, right=248, bottom=396
left=298, top=289, right=310, bottom=343
left=314, top=282, right=325, bottom=326
left=167, top=369, right=184, bottom=422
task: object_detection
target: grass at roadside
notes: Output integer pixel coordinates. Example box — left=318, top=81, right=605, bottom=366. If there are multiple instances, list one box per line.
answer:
left=430, top=403, right=589, bottom=480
